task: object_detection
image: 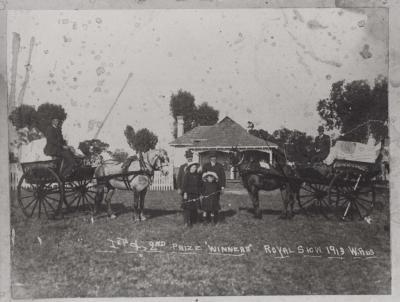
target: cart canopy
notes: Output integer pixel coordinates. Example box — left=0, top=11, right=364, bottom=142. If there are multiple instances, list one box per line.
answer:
left=324, top=140, right=381, bottom=165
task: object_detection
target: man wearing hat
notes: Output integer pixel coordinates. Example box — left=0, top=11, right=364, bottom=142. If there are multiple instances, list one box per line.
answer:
left=176, top=149, right=194, bottom=196
left=311, top=126, right=331, bottom=163
left=44, top=117, right=76, bottom=178
left=201, top=150, right=226, bottom=223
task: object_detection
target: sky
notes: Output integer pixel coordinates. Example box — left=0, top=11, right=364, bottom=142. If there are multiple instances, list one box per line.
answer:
left=7, top=8, right=388, bottom=153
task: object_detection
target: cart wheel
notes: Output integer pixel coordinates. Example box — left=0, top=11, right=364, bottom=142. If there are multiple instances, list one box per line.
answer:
left=297, top=182, right=333, bottom=219
left=64, top=179, right=97, bottom=213
left=17, top=169, right=64, bottom=219
left=328, top=173, right=375, bottom=221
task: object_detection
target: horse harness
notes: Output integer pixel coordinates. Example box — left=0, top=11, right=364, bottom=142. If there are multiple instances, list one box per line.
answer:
left=117, top=152, right=167, bottom=191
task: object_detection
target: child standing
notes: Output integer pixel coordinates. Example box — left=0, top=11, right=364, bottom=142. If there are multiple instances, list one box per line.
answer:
left=201, top=171, right=220, bottom=224
left=181, top=162, right=202, bottom=227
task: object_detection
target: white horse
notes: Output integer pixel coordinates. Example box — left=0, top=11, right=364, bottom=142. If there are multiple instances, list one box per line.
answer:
left=94, top=149, right=170, bottom=221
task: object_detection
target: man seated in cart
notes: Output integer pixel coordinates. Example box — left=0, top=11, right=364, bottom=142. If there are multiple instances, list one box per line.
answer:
left=43, top=117, right=77, bottom=179
left=311, top=126, right=331, bottom=163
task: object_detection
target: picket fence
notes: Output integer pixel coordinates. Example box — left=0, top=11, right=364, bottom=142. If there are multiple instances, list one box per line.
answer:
left=9, top=163, right=174, bottom=191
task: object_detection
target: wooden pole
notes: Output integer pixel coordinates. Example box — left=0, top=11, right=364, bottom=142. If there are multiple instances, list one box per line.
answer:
left=16, top=36, right=35, bottom=161
left=9, top=32, right=20, bottom=110
left=17, top=36, right=35, bottom=106
left=94, top=72, right=133, bottom=139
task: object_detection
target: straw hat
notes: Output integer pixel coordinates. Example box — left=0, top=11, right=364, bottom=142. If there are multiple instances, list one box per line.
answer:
left=187, top=161, right=200, bottom=169
left=202, top=171, right=219, bottom=181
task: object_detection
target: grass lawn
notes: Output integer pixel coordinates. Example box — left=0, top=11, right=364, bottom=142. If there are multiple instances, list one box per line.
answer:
left=10, top=183, right=390, bottom=298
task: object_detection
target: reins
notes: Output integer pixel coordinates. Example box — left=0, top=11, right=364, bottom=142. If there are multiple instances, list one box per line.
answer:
left=182, top=190, right=222, bottom=204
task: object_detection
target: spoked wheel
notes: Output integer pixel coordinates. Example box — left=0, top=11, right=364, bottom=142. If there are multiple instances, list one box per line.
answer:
left=328, top=172, right=376, bottom=221
left=297, top=182, right=334, bottom=219
left=64, top=179, right=97, bottom=213
left=17, top=169, right=64, bottom=219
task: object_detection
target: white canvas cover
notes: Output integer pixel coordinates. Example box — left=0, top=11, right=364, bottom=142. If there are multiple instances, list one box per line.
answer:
left=20, top=138, right=85, bottom=163
left=324, top=140, right=381, bottom=165
left=20, top=138, right=52, bottom=163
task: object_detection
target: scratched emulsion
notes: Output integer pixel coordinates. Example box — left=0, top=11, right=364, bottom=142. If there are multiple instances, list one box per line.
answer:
left=6, top=9, right=387, bottom=150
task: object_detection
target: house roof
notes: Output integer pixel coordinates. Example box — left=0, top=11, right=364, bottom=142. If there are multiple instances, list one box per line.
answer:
left=169, top=116, right=277, bottom=149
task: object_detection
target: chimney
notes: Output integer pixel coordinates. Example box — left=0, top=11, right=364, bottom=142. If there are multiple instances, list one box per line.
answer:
left=177, top=115, right=184, bottom=137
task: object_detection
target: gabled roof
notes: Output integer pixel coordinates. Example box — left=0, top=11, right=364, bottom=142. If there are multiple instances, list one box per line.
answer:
left=169, top=116, right=277, bottom=148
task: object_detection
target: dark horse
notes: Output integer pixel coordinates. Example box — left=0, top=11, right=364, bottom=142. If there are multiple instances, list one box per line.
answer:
left=229, top=148, right=300, bottom=219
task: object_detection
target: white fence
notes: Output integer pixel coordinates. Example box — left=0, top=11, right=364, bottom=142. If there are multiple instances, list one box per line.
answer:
left=10, top=163, right=22, bottom=191
left=149, top=165, right=174, bottom=191
left=9, top=163, right=174, bottom=191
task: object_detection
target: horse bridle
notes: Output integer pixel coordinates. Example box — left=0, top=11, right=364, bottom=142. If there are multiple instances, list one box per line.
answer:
left=148, top=152, right=169, bottom=172
left=230, top=150, right=245, bottom=167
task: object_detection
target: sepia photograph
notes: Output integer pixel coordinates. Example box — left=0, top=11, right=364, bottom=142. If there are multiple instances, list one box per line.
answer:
left=2, top=2, right=393, bottom=299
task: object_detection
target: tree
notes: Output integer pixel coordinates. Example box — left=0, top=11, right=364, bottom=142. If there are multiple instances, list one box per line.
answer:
left=272, top=128, right=314, bottom=163
left=78, top=139, right=110, bottom=157
left=8, top=104, right=37, bottom=130
left=9, top=103, right=67, bottom=133
left=36, top=103, right=67, bottom=133
left=370, top=75, right=388, bottom=140
left=169, top=90, right=220, bottom=138
left=111, top=149, right=129, bottom=162
left=133, top=128, right=158, bottom=153
left=249, top=128, right=276, bottom=144
left=170, top=89, right=196, bottom=137
left=124, top=125, right=158, bottom=153
left=124, top=125, right=135, bottom=150
left=317, top=76, right=388, bottom=142
left=249, top=125, right=314, bottom=163
left=194, top=102, right=219, bottom=126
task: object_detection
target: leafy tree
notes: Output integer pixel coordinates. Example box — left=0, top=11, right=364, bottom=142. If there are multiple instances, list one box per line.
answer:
left=36, top=103, right=67, bottom=133
left=8, top=104, right=65, bottom=146
left=8, top=104, right=37, bottom=130
left=170, top=89, right=196, bottom=137
left=249, top=128, right=276, bottom=144
left=194, top=102, right=219, bottom=126
left=111, top=149, right=129, bottom=162
left=124, top=125, right=136, bottom=150
left=124, top=125, right=158, bottom=153
left=78, top=139, right=110, bottom=157
left=134, top=128, right=158, bottom=153
left=370, top=75, right=388, bottom=140
left=317, top=76, right=388, bottom=142
left=249, top=125, right=314, bottom=163
left=169, top=90, right=220, bottom=138
left=272, top=128, right=314, bottom=163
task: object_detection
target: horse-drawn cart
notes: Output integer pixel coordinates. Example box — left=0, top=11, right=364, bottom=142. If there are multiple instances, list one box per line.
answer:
left=17, top=160, right=97, bottom=219
left=16, top=148, right=171, bottom=220
left=296, top=159, right=378, bottom=221
left=230, top=140, right=383, bottom=221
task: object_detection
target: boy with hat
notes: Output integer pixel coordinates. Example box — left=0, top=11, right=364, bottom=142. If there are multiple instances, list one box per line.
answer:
left=181, top=161, right=202, bottom=227
left=201, top=171, right=220, bottom=224
left=201, top=150, right=226, bottom=223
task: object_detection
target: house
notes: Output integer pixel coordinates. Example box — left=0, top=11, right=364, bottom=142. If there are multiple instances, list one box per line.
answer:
left=169, top=116, right=278, bottom=180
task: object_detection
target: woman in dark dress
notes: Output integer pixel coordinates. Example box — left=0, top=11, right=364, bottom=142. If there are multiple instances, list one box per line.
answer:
left=201, top=171, right=220, bottom=224
left=181, top=162, right=202, bottom=227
